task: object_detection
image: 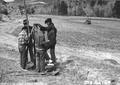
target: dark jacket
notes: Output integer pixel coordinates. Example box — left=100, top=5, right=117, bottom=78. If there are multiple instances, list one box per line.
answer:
left=40, top=23, right=57, bottom=48
left=33, top=30, right=46, bottom=50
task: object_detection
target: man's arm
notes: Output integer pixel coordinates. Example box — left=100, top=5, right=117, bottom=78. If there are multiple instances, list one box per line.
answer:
left=33, top=23, right=46, bottom=31
left=34, top=24, right=48, bottom=31
left=40, top=26, right=48, bottom=31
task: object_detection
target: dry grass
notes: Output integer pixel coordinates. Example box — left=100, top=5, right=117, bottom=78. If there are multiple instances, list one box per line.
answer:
left=0, top=15, right=120, bottom=84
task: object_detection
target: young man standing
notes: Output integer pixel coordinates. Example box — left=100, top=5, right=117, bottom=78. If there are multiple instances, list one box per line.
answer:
left=33, top=24, right=50, bottom=73
left=38, top=18, right=57, bottom=64
left=18, top=19, right=34, bottom=69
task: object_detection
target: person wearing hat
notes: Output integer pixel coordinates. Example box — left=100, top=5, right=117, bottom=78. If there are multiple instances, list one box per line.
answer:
left=18, top=19, right=35, bottom=69
left=37, top=18, right=57, bottom=65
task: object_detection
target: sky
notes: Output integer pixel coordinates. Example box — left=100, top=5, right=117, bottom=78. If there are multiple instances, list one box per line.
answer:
left=4, top=0, right=14, bottom=2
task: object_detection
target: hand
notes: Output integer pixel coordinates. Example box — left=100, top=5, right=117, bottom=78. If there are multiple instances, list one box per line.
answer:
left=34, top=23, right=42, bottom=28
left=46, top=40, right=50, bottom=42
left=28, top=33, right=31, bottom=37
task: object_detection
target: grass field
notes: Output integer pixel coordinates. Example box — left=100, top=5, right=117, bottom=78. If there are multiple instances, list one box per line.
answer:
left=0, top=15, right=120, bottom=85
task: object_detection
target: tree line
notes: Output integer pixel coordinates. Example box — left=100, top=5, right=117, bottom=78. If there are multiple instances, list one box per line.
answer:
left=51, top=0, right=120, bottom=18
left=0, top=0, right=120, bottom=19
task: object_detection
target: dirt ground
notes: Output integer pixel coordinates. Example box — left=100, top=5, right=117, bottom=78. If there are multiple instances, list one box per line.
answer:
left=0, top=15, right=120, bottom=85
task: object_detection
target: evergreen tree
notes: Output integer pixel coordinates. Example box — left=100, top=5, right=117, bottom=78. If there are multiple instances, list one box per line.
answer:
left=59, top=1, right=68, bottom=15
left=113, top=1, right=120, bottom=18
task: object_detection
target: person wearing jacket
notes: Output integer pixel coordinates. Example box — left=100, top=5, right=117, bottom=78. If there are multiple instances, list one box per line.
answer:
left=33, top=24, right=50, bottom=73
left=37, top=18, right=57, bottom=64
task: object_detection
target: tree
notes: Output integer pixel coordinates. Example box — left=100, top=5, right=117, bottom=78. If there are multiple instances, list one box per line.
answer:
left=113, top=1, right=120, bottom=18
left=52, top=0, right=61, bottom=15
left=0, top=2, right=8, bottom=15
left=59, top=1, right=68, bottom=15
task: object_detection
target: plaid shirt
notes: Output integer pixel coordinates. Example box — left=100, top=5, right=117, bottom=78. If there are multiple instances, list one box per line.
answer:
left=18, top=30, right=28, bottom=45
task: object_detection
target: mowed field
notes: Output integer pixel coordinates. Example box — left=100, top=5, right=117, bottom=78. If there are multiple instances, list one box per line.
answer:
left=0, top=15, right=120, bottom=84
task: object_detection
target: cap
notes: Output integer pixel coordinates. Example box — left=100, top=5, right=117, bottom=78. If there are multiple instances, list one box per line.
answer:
left=45, top=18, right=52, bottom=24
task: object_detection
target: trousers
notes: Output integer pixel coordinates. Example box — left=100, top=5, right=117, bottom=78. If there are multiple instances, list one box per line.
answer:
left=19, top=43, right=34, bottom=69
left=19, top=45, right=28, bottom=69
left=50, top=44, right=56, bottom=63
left=36, top=50, right=46, bottom=72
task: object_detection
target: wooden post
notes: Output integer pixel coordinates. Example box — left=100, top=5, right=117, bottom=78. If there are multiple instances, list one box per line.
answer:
left=23, top=0, right=31, bottom=63
left=23, top=0, right=30, bottom=34
left=23, top=0, right=28, bottom=20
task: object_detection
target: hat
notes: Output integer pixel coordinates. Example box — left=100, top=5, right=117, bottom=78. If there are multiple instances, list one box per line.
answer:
left=45, top=18, right=52, bottom=24
left=23, top=19, right=29, bottom=25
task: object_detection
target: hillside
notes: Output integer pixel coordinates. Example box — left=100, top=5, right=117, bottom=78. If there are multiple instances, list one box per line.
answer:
left=0, top=0, right=120, bottom=18
left=12, top=0, right=120, bottom=17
